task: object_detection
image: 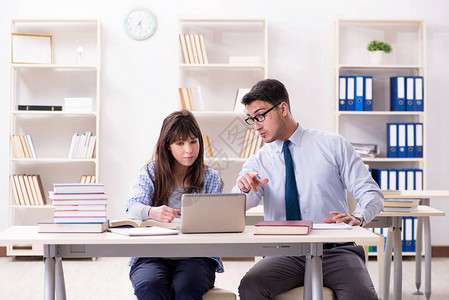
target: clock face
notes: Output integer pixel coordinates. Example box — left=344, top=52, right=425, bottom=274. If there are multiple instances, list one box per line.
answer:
left=124, top=8, right=157, bottom=40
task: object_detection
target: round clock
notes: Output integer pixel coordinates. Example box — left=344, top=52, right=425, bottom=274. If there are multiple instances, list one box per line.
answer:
left=124, top=8, right=157, bottom=40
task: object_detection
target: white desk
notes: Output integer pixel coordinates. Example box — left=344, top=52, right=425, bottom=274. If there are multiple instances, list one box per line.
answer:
left=377, top=192, right=449, bottom=300
left=247, top=201, right=446, bottom=300
left=0, top=225, right=379, bottom=300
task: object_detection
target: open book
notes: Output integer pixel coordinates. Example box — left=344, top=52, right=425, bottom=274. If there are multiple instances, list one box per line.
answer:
left=108, top=218, right=181, bottom=230
left=108, top=227, right=179, bottom=236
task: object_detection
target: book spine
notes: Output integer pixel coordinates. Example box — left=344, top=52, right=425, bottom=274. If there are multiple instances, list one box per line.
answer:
left=18, top=105, right=63, bottom=111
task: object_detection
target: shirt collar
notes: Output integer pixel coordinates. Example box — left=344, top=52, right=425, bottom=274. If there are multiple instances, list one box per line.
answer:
left=274, top=123, right=304, bottom=153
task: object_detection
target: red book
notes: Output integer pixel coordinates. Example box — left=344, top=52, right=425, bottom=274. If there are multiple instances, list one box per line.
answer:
left=254, top=220, right=313, bottom=235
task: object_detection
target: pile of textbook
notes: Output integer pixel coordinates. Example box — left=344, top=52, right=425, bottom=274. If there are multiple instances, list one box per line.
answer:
left=39, top=183, right=108, bottom=233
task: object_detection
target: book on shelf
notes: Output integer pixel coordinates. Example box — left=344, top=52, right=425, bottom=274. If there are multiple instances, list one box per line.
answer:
left=80, top=175, right=96, bottom=183
left=68, top=131, right=96, bottom=159
left=63, top=97, right=93, bottom=112
left=52, top=183, right=105, bottom=194
left=18, top=105, right=62, bottom=111
left=10, top=174, right=46, bottom=206
left=10, top=134, right=37, bottom=158
left=179, top=34, right=208, bottom=64
left=204, top=135, right=214, bottom=158
left=109, top=218, right=181, bottom=230
left=254, top=220, right=313, bottom=235
left=178, top=87, right=204, bottom=111
left=234, top=88, right=251, bottom=114
left=383, top=199, right=419, bottom=207
left=108, top=227, right=179, bottom=236
left=38, top=219, right=108, bottom=233
left=240, top=129, right=263, bottom=158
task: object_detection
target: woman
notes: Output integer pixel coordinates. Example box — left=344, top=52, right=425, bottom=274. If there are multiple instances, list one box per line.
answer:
left=126, top=110, right=224, bottom=300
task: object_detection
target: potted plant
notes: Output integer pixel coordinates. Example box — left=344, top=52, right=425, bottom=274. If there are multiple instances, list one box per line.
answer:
left=367, top=40, right=392, bottom=64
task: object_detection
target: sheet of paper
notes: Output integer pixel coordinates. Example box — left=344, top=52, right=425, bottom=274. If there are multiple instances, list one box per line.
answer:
left=313, top=223, right=353, bottom=230
left=108, top=227, right=179, bottom=236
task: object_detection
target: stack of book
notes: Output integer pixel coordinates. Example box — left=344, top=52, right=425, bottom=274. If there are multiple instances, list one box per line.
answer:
left=383, top=199, right=419, bottom=212
left=50, top=183, right=107, bottom=224
left=10, top=134, right=37, bottom=158
left=68, top=131, right=96, bottom=159
left=179, top=34, right=208, bottom=64
left=351, top=143, right=379, bottom=158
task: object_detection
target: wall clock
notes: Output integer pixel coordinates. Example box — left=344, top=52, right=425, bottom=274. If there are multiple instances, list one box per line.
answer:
left=124, top=8, right=157, bottom=40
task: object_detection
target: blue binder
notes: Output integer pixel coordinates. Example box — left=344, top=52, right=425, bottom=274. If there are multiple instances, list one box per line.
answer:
left=390, top=76, right=405, bottom=111
left=414, top=169, right=423, bottom=190
left=388, top=169, right=397, bottom=190
left=354, top=76, right=364, bottom=111
left=346, top=76, right=355, bottom=111
left=414, top=76, right=424, bottom=111
left=371, top=169, right=388, bottom=190
left=415, top=123, right=423, bottom=157
left=402, top=217, right=416, bottom=252
left=364, top=76, right=373, bottom=111
left=387, top=123, right=398, bottom=158
left=397, top=170, right=407, bottom=191
left=406, top=123, right=415, bottom=157
left=406, top=169, right=415, bottom=190
left=405, top=77, right=415, bottom=111
left=339, top=76, right=347, bottom=111
left=397, top=123, right=407, bottom=158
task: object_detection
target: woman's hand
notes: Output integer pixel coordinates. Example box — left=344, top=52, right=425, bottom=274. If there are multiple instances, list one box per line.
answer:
left=149, top=205, right=180, bottom=223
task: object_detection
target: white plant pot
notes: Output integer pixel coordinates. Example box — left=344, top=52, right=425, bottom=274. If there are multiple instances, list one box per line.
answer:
left=370, top=51, right=383, bottom=64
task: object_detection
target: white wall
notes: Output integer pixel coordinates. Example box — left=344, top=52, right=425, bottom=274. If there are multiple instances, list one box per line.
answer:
left=1, top=0, right=449, bottom=245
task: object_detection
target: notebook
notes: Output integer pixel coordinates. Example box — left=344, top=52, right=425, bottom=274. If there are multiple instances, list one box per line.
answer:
left=180, top=193, right=246, bottom=233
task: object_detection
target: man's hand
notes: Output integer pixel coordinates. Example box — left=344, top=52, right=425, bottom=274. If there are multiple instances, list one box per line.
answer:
left=237, top=172, right=269, bottom=193
left=149, top=205, right=180, bottom=223
left=323, top=211, right=361, bottom=226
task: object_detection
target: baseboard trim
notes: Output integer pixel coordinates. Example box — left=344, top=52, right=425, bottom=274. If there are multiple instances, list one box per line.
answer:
left=0, top=247, right=6, bottom=257
left=432, top=246, right=449, bottom=257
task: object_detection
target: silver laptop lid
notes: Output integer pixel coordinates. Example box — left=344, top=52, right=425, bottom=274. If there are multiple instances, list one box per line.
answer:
left=180, top=193, right=246, bottom=233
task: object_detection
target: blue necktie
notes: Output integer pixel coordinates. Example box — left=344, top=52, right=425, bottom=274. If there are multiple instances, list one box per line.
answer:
left=283, top=140, right=301, bottom=220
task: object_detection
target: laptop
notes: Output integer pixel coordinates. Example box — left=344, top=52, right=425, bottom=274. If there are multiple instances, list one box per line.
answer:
left=180, top=193, right=246, bottom=233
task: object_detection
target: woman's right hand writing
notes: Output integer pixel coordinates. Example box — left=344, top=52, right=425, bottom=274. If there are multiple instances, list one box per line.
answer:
left=149, top=205, right=180, bottom=223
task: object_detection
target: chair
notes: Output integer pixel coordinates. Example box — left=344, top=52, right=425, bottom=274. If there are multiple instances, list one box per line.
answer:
left=203, top=287, right=237, bottom=299
left=132, top=287, right=236, bottom=300
left=274, top=286, right=336, bottom=300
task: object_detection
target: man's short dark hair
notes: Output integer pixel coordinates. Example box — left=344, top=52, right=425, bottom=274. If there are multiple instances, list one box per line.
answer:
left=241, top=79, right=290, bottom=110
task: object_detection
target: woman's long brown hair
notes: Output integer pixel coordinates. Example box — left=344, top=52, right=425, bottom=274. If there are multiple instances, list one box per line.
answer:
left=148, top=110, right=205, bottom=206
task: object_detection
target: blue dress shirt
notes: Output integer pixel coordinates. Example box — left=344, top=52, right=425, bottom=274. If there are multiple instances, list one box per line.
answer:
left=232, top=124, right=384, bottom=224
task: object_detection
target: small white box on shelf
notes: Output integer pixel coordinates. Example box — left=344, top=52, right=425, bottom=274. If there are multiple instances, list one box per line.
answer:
left=64, top=97, right=93, bottom=112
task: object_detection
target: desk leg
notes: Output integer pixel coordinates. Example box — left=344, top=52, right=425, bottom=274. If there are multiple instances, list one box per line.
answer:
left=310, top=243, right=323, bottom=300
left=423, top=217, right=431, bottom=300
left=303, top=255, right=312, bottom=300
left=414, top=217, right=423, bottom=295
left=43, top=245, right=56, bottom=300
left=382, top=227, right=393, bottom=300
left=55, top=257, right=67, bottom=300
left=393, top=221, right=402, bottom=300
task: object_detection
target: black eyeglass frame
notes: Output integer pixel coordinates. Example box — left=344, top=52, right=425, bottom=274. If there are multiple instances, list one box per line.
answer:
left=244, top=102, right=282, bottom=125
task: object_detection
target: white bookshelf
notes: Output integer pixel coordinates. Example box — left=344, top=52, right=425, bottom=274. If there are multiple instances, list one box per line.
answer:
left=334, top=19, right=426, bottom=256
left=178, top=19, right=268, bottom=192
left=8, top=19, right=101, bottom=256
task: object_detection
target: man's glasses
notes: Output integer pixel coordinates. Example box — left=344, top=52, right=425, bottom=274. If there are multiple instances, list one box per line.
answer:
left=244, top=102, right=281, bottom=125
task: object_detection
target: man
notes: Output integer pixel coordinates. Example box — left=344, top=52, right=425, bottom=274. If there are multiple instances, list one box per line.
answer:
left=232, top=79, right=383, bottom=299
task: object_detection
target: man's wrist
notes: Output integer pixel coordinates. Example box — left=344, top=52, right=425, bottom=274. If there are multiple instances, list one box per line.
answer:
left=351, top=212, right=364, bottom=226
